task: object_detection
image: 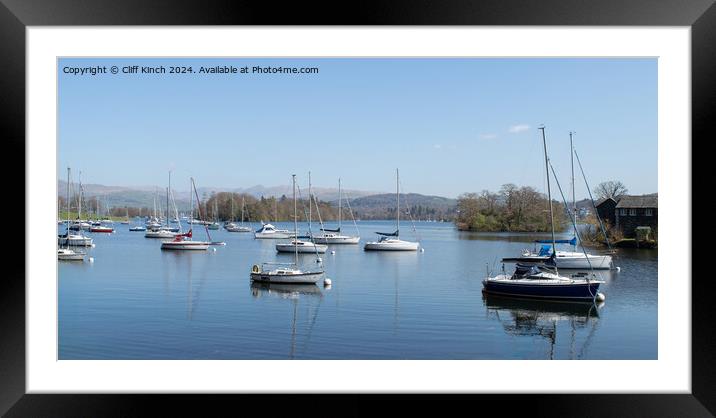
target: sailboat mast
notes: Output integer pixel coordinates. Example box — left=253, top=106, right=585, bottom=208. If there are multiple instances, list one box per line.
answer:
left=189, top=179, right=193, bottom=229
left=396, top=168, right=400, bottom=236
left=292, top=174, right=298, bottom=264
left=570, top=131, right=577, bottom=237
left=539, top=127, right=557, bottom=256
left=308, top=171, right=312, bottom=233
left=66, top=167, right=71, bottom=246
left=338, top=177, right=342, bottom=230
left=167, top=170, right=172, bottom=226
left=78, top=171, right=82, bottom=221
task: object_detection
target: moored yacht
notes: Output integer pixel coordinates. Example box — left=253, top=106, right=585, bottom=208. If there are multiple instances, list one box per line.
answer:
left=251, top=175, right=324, bottom=284
left=363, top=169, right=419, bottom=251
left=311, top=178, right=360, bottom=245
left=276, top=239, right=327, bottom=253
left=502, top=238, right=613, bottom=270
left=58, top=168, right=86, bottom=262
left=254, top=223, right=293, bottom=239
left=58, top=232, right=94, bottom=247
left=161, top=177, right=213, bottom=251
left=482, top=263, right=603, bottom=301
left=483, top=126, right=605, bottom=302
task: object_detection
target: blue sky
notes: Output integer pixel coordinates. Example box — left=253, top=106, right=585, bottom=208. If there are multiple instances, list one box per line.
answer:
left=58, top=58, right=657, bottom=199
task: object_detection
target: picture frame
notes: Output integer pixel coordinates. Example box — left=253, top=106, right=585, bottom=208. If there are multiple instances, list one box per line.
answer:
left=3, top=0, right=712, bottom=415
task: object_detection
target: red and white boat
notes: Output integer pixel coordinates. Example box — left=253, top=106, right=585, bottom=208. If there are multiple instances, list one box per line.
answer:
left=161, top=229, right=209, bottom=250
left=161, top=177, right=217, bottom=251
left=90, top=225, right=114, bottom=233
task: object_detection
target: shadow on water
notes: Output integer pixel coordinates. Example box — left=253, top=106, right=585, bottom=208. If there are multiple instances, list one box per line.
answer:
left=482, top=293, right=602, bottom=359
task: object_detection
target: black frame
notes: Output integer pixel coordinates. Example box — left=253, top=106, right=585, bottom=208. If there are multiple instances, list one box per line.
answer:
left=3, top=1, right=713, bottom=416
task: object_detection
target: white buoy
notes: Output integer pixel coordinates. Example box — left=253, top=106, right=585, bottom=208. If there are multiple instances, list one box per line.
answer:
left=91, top=244, right=96, bottom=248
left=331, top=250, right=336, bottom=255
left=89, top=257, right=94, bottom=263
left=596, top=293, right=606, bottom=302
left=323, top=278, right=332, bottom=286
left=212, top=248, right=217, bottom=252
left=616, top=266, right=621, bottom=272
left=420, top=248, right=425, bottom=252
left=317, top=257, right=322, bottom=263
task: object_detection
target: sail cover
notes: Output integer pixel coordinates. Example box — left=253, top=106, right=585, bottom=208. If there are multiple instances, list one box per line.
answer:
left=534, top=237, right=577, bottom=246
left=321, top=227, right=340, bottom=232
left=376, top=230, right=399, bottom=237
left=543, top=253, right=557, bottom=266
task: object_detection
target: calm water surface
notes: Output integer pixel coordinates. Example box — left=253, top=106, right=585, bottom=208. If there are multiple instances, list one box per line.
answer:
left=58, top=221, right=657, bottom=359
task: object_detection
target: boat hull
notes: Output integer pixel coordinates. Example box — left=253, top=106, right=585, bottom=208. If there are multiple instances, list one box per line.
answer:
left=57, top=250, right=84, bottom=261
left=503, top=254, right=613, bottom=270
left=254, top=233, right=293, bottom=239
left=144, top=231, right=177, bottom=238
left=90, top=227, right=114, bottom=233
left=57, top=236, right=94, bottom=246
left=482, top=277, right=602, bottom=301
left=364, top=240, right=419, bottom=251
left=250, top=270, right=323, bottom=284
left=226, top=227, right=252, bottom=232
left=160, top=241, right=209, bottom=250
left=276, top=243, right=328, bottom=253
left=312, top=235, right=360, bottom=244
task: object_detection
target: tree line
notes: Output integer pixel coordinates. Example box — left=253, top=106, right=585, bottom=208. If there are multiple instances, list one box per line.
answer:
left=59, top=192, right=346, bottom=223
left=455, top=184, right=568, bottom=232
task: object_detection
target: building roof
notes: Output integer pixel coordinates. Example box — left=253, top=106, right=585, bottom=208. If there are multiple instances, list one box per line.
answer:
left=615, top=194, right=658, bottom=209
left=595, top=197, right=616, bottom=207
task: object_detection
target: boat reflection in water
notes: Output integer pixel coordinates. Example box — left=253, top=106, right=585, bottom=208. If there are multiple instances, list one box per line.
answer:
left=250, top=282, right=325, bottom=299
left=483, top=293, right=602, bottom=359
left=250, top=282, right=327, bottom=359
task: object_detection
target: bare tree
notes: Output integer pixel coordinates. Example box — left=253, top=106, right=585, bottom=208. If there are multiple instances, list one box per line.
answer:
left=594, top=180, right=628, bottom=200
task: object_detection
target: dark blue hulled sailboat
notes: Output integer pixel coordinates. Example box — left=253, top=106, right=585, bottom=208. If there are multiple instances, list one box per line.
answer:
left=482, top=127, right=605, bottom=302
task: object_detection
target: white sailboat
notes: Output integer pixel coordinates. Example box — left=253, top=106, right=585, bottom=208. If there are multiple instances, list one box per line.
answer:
left=276, top=172, right=327, bottom=254
left=58, top=171, right=94, bottom=247
left=161, top=177, right=212, bottom=251
left=312, top=178, right=360, bottom=245
left=364, top=169, right=419, bottom=251
left=121, top=207, right=130, bottom=224
left=502, top=132, right=613, bottom=270
left=58, top=168, right=86, bottom=261
left=225, top=195, right=252, bottom=232
left=146, top=174, right=179, bottom=238
left=145, top=189, right=162, bottom=230
left=251, top=175, right=325, bottom=284
left=68, top=173, right=91, bottom=231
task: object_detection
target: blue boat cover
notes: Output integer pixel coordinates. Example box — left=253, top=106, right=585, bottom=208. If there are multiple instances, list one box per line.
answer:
left=538, top=245, right=552, bottom=256
left=321, top=227, right=340, bottom=232
left=534, top=237, right=577, bottom=246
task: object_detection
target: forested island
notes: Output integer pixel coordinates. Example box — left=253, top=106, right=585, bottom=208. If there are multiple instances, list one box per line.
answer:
left=455, top=184, right=568, bottom=232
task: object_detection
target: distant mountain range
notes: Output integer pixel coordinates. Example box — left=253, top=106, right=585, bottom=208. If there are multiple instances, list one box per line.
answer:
left=57, top=181, right=456, bottom=218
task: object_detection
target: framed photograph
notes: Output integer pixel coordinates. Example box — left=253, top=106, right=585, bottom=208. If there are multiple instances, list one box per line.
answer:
left=4, top=0, right=713, bottom=415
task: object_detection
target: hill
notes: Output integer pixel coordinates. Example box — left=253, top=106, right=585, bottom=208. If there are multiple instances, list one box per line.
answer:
left=347, top=193, right=457, bottom=221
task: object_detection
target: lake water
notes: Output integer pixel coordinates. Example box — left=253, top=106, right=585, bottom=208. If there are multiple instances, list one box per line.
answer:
left=58, top=220, right=657, bottom=359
